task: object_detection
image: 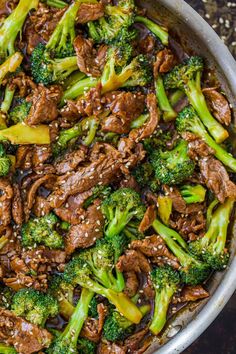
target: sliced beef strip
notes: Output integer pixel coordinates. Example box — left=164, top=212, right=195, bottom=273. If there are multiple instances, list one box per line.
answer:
left=0, top=179, right=13, bottom=227
left=119, top=175, right=140, bottom=192
left=170, top=211, right=206, bottom=241
left=74, top=35, right=107, bottom=77
left=203, top=88, right=231, bottom=126
left=32, top=145, right=52, bottom=167
left=139, top=34, right=156, bottom=54
left=49, top=143, right=122, bottom=208
left=117, top=250, right=151, bottom=274
left=0, top=308, right=52, bottom=354
left=54, top=205, right=85, bottom=225
left=8, top=72, right=36, bottom=97
left=33, top=196, right=52, bottom=217
left=123, top=271, right=139, bottom=298
left=97, top=342, right=126, bottom=354
left=81, top=303, right=107, bottom=343
left=15, top=145, right=51, bottom=170
left=76, top=2, right=104, bottom=23
left=129, top=93, right=159, bottom=142
left=199, top=156, right=236, bottom=203
left=139, top=205, right=156, bottom=233
left=12, top=184, right=24, bottom=226
left=182, top=132, right=215, bottom=160
left=123, top=327, right=150, bottom=354
left=65, top=200, right=105, bottom=254
left=153, top=48, right=175, bottom=78
left=26, top=84, right=62, bottom=126
left=131, top=235, right=180, bottom=270
left=163, top=185, right=205, bottom=214
left=76, top=84, right=103, bottom=116
left=176, top=285, right=209, bottom=303
left=54, top=146, right=88, bottom=175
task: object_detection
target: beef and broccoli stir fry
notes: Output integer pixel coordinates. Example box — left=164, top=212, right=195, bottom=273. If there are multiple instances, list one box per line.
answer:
left=0, top=0, right=235, bottom=353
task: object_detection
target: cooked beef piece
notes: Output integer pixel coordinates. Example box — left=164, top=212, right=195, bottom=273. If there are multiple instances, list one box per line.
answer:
left=16, top=145, right=51, bottom=170
left=123, top=327, right=150, bottom=353
left=49, top=143, right=122, bottom=208
left=65, top=200, right=105, bottom=254
left=26, top=85, right=62, bottom=126
left=60, top=99, right=80, bottom=121
left=24, top=3, right=65, bottom=54
left=175, top=285, right=209, bottom=303
left=74, top=35, right=107, bottom=77
left=203, top=88, right=231, bottom=126
left=0, top=179, right=13, bottom=227
left=54, top=205, right=85, bottom=225
left=97, top=341, right=126, bottom=354
left=33, top=196, right=52, bottom=217
left=199, top=156, right=236, bottom=203
left=139, top=34, right=156, bottom=54
left=32, top=146, right=52, bottom=167
left=12, top=184, right=24, bottom=226
left=129, top=93, right=159, bottom=142
left=170, top=211, right=206, bottom=241
left=101, top=92, right=145, bottom=134
left=8, top=72, right=36, bottom=97
left=153, top=48, right=175, bottom=78
left=117, top=250, right=151, bottom=274
left=0, top=308, right=52, bottom=354
left=139, top=205, right=156, bottom=233
left=77, top=84, right=103, bottom=116
left=119, top=175, right=140, bottom=192
left=118, top=138, right=146, bottom=174
left=54, top=146, right=88, bottom=175
left=123, top=271, right=139, bottom=297
left=81, top=303, right=107, bottom=342
left=76, top=2, right=104, bottom=23
left=131, top=235, right=180, bottom=269
left=163, top=185, right=205, bottom=214
left=182, top=132, right=215, bottom=160
left=24, top=174, right=56, bottom=221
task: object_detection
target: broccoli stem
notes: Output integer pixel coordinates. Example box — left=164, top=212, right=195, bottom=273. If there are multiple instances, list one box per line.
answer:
left=130, top=113, right=149, bottom=129
left=0, top=123, right=50, bottom=144
left=155, top=75, right=177, bottom=121
left=58, top=297, right=75, bottom=319
left=53, top=56, right=78, bottom=81
left=0, top=344, right=17, bottom=354
left=206, top=199, right=219, bottom=228
left=1, top=85, right=15, bottom=114
left=149, top=286, right=175, bottom=335
left=81, top=116, right=99, bottom=146
left=135, top=15, right=168, bottom=45
left=105, top=209, right=134, bottom=238
left=61, top=77, right=99, bottom=103
left=187, top=73, right=228, bottom=143
left=57, top=288, right=94, bottom=349
left=169, top=90, right=185, bottom=106
left=0, top=0, right=39, bottom=58
left=44, top=0, right=67, bottom=8
left=0, top=53, right=23, bottom=85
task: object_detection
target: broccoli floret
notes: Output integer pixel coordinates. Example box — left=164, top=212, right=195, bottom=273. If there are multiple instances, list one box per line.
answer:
left=64, top=250, right=142, bottom=324
left=52, top=116, right=99, bottom=155
left=152, top=218, right=210, bottom=285
left=77, top=338, right=96, bottom=354
left=143, top=130, right=173, bottom=153
left=0, top=53, right=23, bottom=85
left=0, top=344, right=17, bottom=354
left=0, top=144, right=11, bottom=177
left=31, top=43, right=78, bottom=85
left=180, top=184, right=206, bottom=204
left=88, top=296, right=99, bottom=318
left=106, top=233, right=128, bottom=264
left=87, top=0, right=136, bottom=44
left=0, top=122, right=50, bottom=145
left=9, top=98, right=32, bottom=124
left=21, top=213, right=64, bottom=249
left=11, top=288, right=58, bottom=326
left=122, top=221, right=145, bottom=242
left=164, top=57, right=228, bottom=143
left=176, top=106, right=236, bottom=172
left=132, top=162, right=159, bottom=192
left=102, top=188, right=145, bottom=238
left=48, top=274, right=75, bottom=319
left=149, top=266, right=180, bottom=335
left=83, top=185, right=112, bottom=209
left=103, top=309, right=135, bottom=341
left=135, top=15, right=168, bottom=46
left=0, top=0, right=38, bottom=60
left=42, top=0, right=67, bottom=9
left=155, top=75, right=177, bottom=121
left=0, top=286, right=14, bottom=309
left=189, top=198, right=234, bottom=270
left=150, top=139, right=195, bottom=185
left=48, top=288, right=94, bottom=354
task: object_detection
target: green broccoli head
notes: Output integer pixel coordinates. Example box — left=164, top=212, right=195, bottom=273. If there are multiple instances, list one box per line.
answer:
left=106, top=233, right=128, bottom=263
left=9, top=98, right=32, bottom=124
left=88, top=296, right=99, bottom=319
left=149, top=266, right=180, bottom=335
left=0, top=144, right=11, bottom=177
left=132, top=162, right=159, bottom=192
left=103, top=308, right=135, bottom=341
left=102, top=188, right=145, bottom=238
left=21, top=213, right=64, bottom=249
left=77, top=338, right=96, bottom=354
left=180, top=184, right=206, bottom=204
left=189, top=198, right=234, bottom=270
left=31, top=43, right=78, bottom=85
left=150, top=139, right=195, bottom=185
left=0, top=343, right=17, bottom=354
left=11, top=288, right=58, bottom=326
left=83, top=185, right=112, bottom=209
left=87, top=0, right=136, bottom=44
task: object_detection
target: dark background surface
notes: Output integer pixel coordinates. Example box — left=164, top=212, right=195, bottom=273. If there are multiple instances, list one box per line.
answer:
left=182, top=3, right=236, bottom=353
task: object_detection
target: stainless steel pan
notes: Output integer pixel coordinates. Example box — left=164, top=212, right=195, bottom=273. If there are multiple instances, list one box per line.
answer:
left=136, top=0, right=236, bottom=353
